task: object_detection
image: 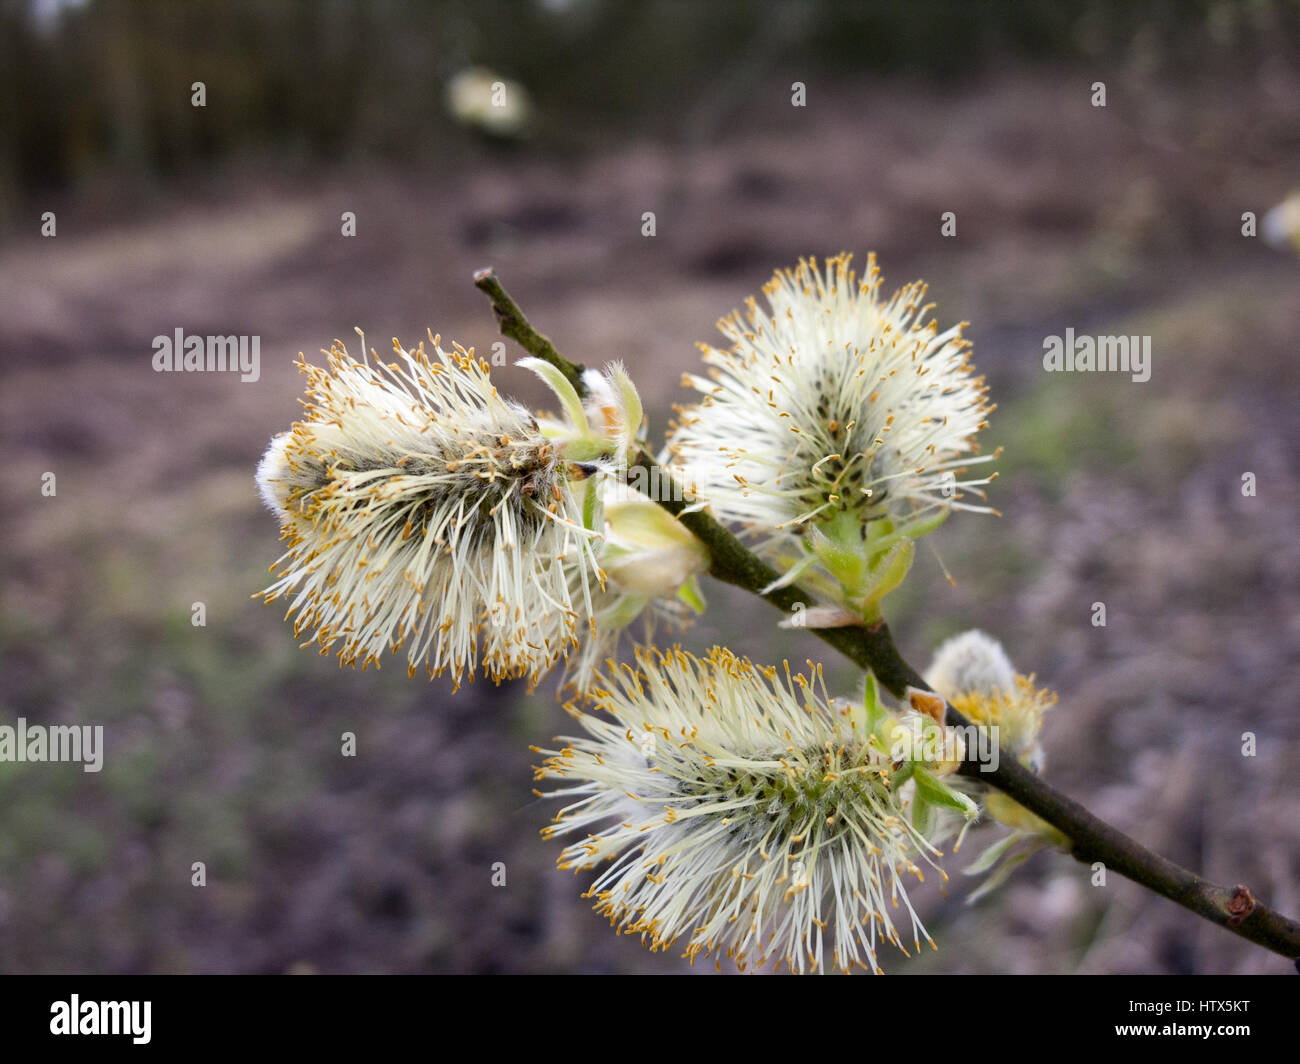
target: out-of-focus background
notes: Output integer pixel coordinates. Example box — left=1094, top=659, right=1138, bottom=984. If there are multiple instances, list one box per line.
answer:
left=1, top=0, right=1298, bottom=974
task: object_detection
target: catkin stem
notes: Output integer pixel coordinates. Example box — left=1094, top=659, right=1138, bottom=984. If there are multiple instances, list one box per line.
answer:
left=473, top=268, right=1300, bottom=966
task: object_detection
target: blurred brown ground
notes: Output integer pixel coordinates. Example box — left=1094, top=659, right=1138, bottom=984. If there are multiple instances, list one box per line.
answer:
left=1, top=2, right=1298, bottom=973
